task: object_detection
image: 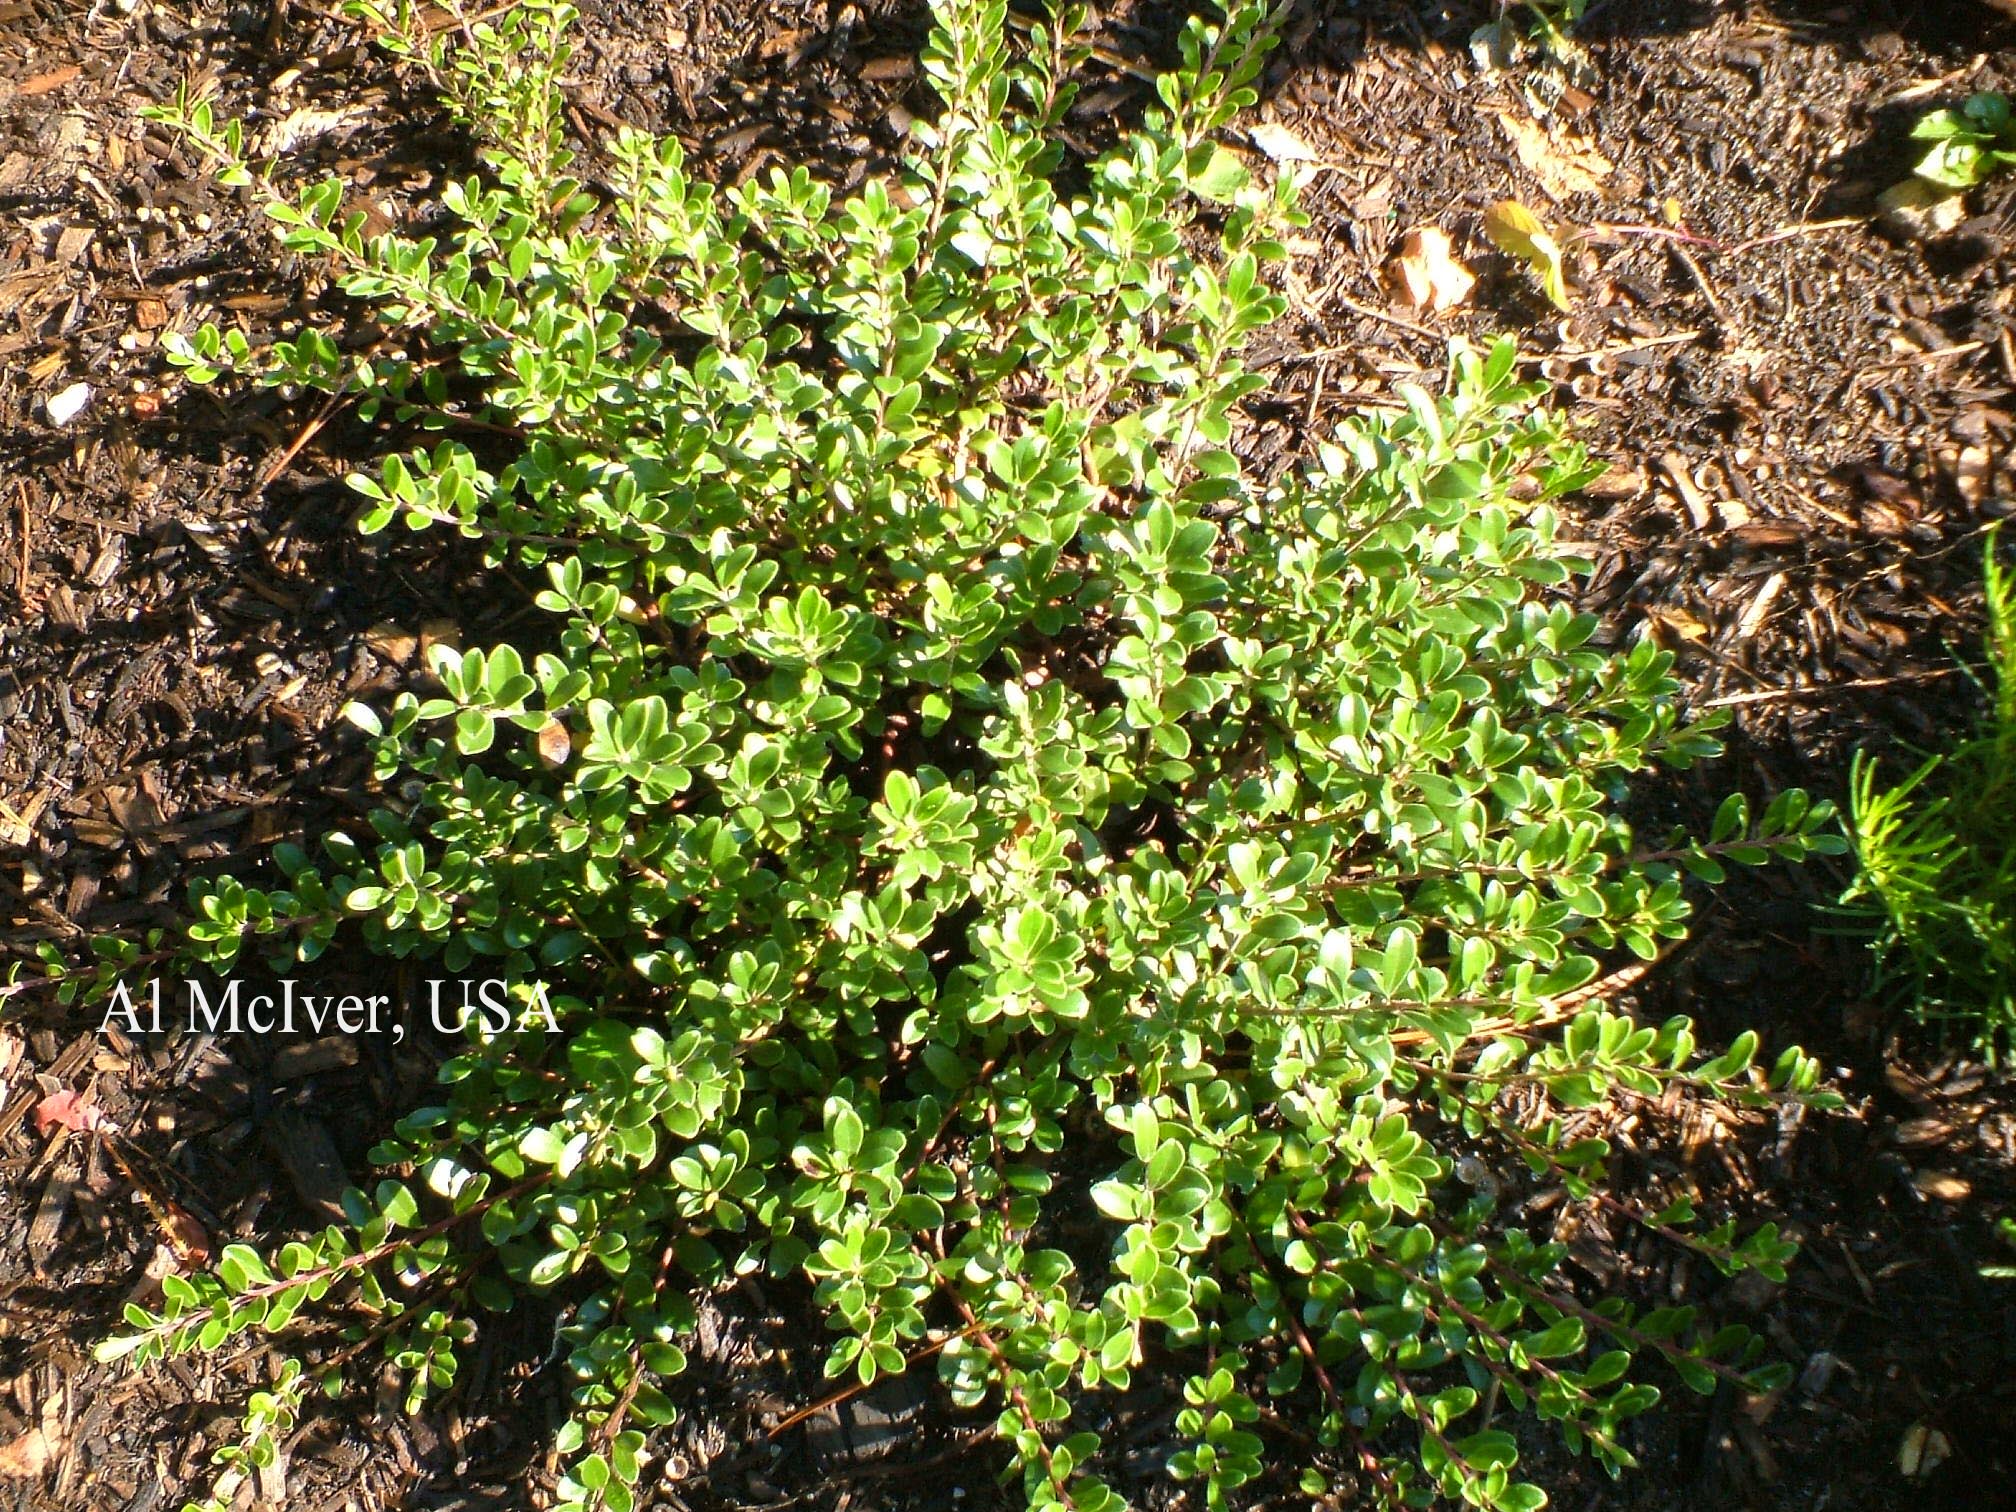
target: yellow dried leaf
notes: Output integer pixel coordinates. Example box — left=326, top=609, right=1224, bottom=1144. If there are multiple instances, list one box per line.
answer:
left=1482, top=199, right=1572, bottom=311
left=1647, top=607, right=1710, bottom=645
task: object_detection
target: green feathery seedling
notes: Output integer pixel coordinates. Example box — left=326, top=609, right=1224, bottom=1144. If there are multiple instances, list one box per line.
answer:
left=1846, top=525, right=2016, bottom=1057
left=45, top=2, right=1852, bottom=1509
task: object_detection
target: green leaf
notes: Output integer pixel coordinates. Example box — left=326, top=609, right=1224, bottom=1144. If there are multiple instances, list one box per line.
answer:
left=1188, top=144, right=1251, bottom=202
left=519, top=1128, right=567, bottom=1166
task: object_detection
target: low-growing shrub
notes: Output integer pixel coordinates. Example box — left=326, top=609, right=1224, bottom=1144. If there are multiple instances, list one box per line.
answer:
left=1845, top=526, right=2016, bottom=1057
left=68, top=2, right=1845, bottom=1508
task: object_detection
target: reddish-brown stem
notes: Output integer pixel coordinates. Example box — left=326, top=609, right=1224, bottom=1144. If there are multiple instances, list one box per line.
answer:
left=1479, top=1254, right=1761, bottom=1391
left=767, top=1323, right=984, bottom=1438
left=134, top=1173, right=551, bottom=1345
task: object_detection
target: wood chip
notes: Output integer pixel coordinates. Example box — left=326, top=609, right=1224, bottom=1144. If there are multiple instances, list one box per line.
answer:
left=257, top=1442, right=290, bottom=1508
left=1582, top=463, right=1644, bottom=500
left=1647, top=606, right=1711, bottom=645
left=711, top=124, right=770, bottom=158
left=15, top=65, right=81, bottom=98
left=1892, top=1116, right=1954, bottom=1148
left=1660, top=451, right=1715, bottom=530
left=1954, top=444, right=1990, bottom=505
left=1730, top=522, right=1804, bottom=547
left=1911, top=1170, right=1971, bottom=1201
left=1736, top=571, right=1786, bottom=640
left=262, top=1108, right=351, bottom=1222
left=364, top=621, right=419, bottom=664
left=270, top=1037, right=360, bottom=1083
left=1885, top=1062, right=1940, bottom=1107
left=418, top=618, right=461, bottom=658
left=84, top=537, right=124, bottom=587
left=27, top=1168, right=76, bottom=1265
left=219, top=292, right=290, bottom=315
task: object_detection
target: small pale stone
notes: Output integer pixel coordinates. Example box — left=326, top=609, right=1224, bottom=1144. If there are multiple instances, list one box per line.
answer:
left=45, top=381, right=90, bottom=427
left=1876, top=178, right=1966, bottom=241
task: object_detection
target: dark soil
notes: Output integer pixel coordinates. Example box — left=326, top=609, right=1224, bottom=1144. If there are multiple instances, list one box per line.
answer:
left=2, top=0, right=2012, bottom=1509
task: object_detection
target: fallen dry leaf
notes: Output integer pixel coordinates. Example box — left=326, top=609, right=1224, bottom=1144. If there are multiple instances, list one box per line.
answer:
left=31, top=1088, right=112, bottom=1137
left=1496, top=110, right=1612, bottom=201
left=0, top=1387, right=66, bottom=1479
left=101, top=1135, right=214, bottom=1267
left=1388, top=227, right=1476, bottom=315
left=535, top=718, right=572, bottom=769
left=1246, top=121, right=1320, bottom=165
left=1646, top=607, right=1711, bottom=645
left=257, top=103, right=371, bottom=158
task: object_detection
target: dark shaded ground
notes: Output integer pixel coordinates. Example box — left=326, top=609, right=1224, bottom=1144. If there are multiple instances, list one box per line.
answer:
left=1, top=0, right=2013, bottom=1508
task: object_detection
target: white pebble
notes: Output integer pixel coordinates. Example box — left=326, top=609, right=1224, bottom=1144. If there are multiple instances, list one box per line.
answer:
left=45, top=381, right=91, bottom=427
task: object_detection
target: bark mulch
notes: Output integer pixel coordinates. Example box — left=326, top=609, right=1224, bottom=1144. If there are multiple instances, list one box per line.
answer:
left=1, top=1, right=2012, bottom=1508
